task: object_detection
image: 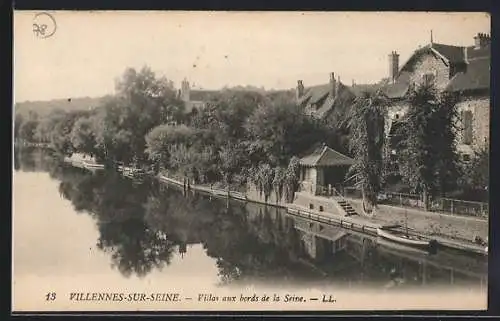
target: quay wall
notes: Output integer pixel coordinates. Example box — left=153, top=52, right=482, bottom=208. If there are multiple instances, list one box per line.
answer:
left=293, top=192, right=346, bottom=217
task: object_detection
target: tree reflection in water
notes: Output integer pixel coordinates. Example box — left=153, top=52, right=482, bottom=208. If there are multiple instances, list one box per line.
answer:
left=16, top=150, right=488, bottom=289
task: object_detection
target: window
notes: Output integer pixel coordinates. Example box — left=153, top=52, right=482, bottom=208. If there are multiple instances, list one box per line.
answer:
left=394, top=113, right=400, bottom=120
left=462, top=110, right=473, bottom=145
left=319, top=206, right=324, bottom=212
left=463, top=154, right=471, bottom=162
left=309, top=204, right=314, bottom=210
left=422, top=71, right=436, bottom=85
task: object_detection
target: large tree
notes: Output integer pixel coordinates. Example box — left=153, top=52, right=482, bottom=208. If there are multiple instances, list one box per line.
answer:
left=398, top=82, right=460, bottom=209
left=70, top=116, right=101, bottom=160
left=93, top=66, right=185, bottom=166
left=346, top=90, right=389, bottom=216
left=245, top=101, right=325, bottom=167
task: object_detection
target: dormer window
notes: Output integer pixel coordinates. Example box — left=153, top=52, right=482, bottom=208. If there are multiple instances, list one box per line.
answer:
left=394, top=113, right=399, bottom=120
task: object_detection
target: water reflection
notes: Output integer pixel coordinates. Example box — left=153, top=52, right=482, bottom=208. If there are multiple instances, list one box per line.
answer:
left=14, top=149, right=488, bottom=290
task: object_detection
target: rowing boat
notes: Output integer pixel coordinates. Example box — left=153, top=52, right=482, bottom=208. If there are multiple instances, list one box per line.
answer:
left=82, top=161, right=105, bottom=169
left=377, top=227, right=435, bottom=248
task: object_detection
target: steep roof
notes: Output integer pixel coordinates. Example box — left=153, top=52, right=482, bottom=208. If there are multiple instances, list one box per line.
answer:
left=348, top=83, right=383, bottom=97
left=298, top=84, right=330, bottom=105
left=300, top=145, right=355, bottom=167
left=446, top=56, right=490, bottom=93
left=299, top=82, right=357, bottom=119
left=398, top=43, right=466, bottom=72
left=467, top=44, right=490, bottom=60
left=382, top=71, right=412, bottom=99
left=430, top=43, right=466, bottom=64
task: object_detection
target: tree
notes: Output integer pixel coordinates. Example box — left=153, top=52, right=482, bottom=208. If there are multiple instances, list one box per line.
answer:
left=50, top=111, right=90, bottom=155
left=18, top=119, right=39, bottom=142
left=189, top=91, right=265, bottom=145
left=93, top=98, right=134, bottom=164
left=97, top=66, right=186, bottom=166
left=14, top=113, right=24, bottom=139
left=33, top=109, right=67, bottom=143
left=458, top=146, right=489, bottom=201
left=245, top=101, right=325, bottom=167
left=144, top=124, right=174, bottom=169
left=284, top=156, right=301, bottom=202
left=346, top=90, right=389, bottom=216
left=218, top=142, right=247, bottom=189
left=398, top=82, right=460, bottom=209
left=70, top=116, right=100, bottom=158
left=432, top=91, right=460, bottom=197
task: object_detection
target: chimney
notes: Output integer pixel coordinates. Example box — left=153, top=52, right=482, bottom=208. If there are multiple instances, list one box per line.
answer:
left=329, top=72, right=337, bottom=97
left=352, top=79, right=356, bottom=87
left=463, top=46, right=468, bottom=64
left=296, top=80, right=304, bottom=101
left=474, top=32, right=491, bottom=49
left=388, top=51, right=399, bottom=83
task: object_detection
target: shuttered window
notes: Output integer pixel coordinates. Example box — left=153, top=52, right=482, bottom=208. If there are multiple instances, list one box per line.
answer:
left=462, top=110, right=473, bottom=145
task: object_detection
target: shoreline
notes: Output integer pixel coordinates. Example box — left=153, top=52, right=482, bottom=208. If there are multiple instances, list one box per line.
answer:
left=156, top=174, right=488, bottom=257
left=56, top=157, right=488, bottom=258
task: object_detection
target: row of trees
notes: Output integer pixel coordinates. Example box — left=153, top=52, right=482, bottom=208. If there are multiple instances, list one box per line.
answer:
left=14, top=66, right=342, bottom=198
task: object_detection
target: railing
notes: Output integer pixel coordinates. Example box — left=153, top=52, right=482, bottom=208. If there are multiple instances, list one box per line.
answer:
left=343, top=187, right=488, bottom=219
left=318, top=184, right=348, bottom=200
left=431, top=198, right=488, bottom=218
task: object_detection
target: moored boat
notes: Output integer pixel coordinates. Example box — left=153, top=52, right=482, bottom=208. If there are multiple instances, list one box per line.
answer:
left=82, top=161, right=105, bottom=169
left=122, top=167, right=146, bottom=179
left=377, top=227, right=436, bottom=249
left=376, top=238, right=431, bottom=256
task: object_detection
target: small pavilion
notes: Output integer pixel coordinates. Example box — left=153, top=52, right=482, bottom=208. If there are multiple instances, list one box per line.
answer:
left=299, top=144, right=355, bottom=196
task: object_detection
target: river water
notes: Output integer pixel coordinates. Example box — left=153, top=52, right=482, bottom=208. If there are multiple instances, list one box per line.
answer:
left=12, top=148, right=488, bottom=311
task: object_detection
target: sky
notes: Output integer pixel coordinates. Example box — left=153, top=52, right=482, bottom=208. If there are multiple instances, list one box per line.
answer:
left=14, top=11, right=490, bottom=102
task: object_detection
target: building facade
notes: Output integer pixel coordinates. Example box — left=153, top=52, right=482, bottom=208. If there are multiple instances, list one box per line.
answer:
left=383, top=32, right=491, bottom=159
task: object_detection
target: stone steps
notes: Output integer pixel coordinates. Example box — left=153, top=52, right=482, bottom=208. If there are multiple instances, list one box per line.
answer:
left=337, top=199, right=358, bottom=216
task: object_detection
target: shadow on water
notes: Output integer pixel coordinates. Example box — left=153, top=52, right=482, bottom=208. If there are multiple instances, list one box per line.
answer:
left=15, top=149, right=488, bottom=290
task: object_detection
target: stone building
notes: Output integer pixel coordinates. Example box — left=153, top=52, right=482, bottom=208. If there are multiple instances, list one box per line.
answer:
left=178, top=78, right=218, bottom=113
left=298, top=144, right=355, bottom=196
left=383, top=32, right=491, bottom=159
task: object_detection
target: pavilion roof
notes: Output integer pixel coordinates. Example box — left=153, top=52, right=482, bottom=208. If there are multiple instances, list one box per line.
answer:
left=299, top=145, right=355, bottom=167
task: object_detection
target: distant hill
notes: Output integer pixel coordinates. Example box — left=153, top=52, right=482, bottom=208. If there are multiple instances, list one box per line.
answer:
left=14, top=88, right=296, bottom=118
left=14, top=96, right=111, bottom=117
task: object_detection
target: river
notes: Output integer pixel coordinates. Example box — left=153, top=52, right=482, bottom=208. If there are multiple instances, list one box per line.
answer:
left=12, top=148, right=488, bottom=311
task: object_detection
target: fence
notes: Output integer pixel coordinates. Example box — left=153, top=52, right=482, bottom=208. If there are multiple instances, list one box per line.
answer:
left=343, top=187, right=488, bottom=219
